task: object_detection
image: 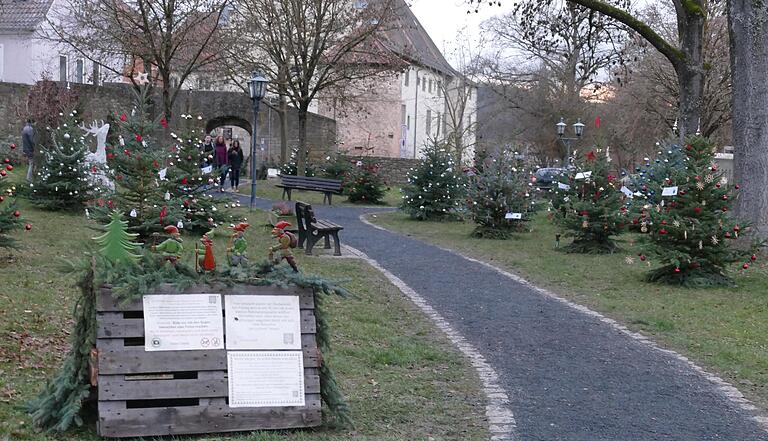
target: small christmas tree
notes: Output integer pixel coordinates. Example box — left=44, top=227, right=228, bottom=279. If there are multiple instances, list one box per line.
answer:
left=90, top=88, right=182, bottom=241
left=346, top=159, right=386, bottom=204
left=93, top=210, right=142, bottom=264
left=0, top=144, right=25, bottom=249
left=29, top=110, right=107, bottom=211
left=401, top=142, right=466, bottom=220
left=552, top=148, right=624, bottom=253
left=161, top=114, right=231, bottom=235
left=636, top=136, right=758, bottom=287
left=468, top=149, right=536, bottom=239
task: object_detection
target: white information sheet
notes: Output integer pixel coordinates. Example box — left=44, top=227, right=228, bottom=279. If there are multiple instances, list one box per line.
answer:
left=620, top=186, right=634, bottom=198
left=662, top=186, right=679, bottom=196
left=505, top=212, right=523, bottom=220
left=575, top=171, right=592, bottom=180
left=143, top=294, right=224, bottom=351
left=227, top=351, right=305, bottom=408
left=225, top=295, right=302, bottom=350
left=558, top=182, right=571, bottom=190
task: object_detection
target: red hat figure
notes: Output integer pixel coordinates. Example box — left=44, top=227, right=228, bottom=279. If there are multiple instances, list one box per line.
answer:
left=227, top=223, right=250, bottom=266
left=196, top=230, right=216, bottom=272
left=269, top=221, right=299, bottom=272
left=152, top=225, right=183, bottom=264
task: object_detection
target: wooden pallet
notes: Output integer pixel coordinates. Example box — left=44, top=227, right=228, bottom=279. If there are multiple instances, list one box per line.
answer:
left=95, top=284, right=322, bottom=438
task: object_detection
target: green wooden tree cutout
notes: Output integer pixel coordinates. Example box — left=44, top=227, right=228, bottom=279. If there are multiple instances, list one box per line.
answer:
left=93, top=211, right=142, bottom=264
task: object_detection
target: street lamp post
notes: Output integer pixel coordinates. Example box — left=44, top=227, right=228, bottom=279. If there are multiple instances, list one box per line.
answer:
left=247, top=72, right=268, bottom=211
left=556, top=117, right=584, bottom=166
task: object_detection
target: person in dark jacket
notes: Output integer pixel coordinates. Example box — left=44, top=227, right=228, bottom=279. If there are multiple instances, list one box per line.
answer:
left=200, top=134, right=214, bottom=168
left=22, top=119, right=35, bottom=182
left=213, top=135, right=228, bottom=191
left=227, top=140, right=245, bottom=192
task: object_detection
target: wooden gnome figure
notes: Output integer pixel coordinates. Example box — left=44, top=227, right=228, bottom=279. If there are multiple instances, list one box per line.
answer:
left=196, top=230, right=216, bottom=272
left=268, top=220, right=299, bottom=272
left=152, top=225, right=183, bottom=264
left=227, top=222, right=250, bottom=266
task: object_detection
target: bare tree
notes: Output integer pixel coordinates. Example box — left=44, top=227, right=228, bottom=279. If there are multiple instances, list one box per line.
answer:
left=224, top=0, right=399, bottom=175
left=43, top=0, right=229, bottom=119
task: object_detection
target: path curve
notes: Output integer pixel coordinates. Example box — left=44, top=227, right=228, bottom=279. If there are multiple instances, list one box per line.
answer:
left=241, top=195, right=768, bottom=441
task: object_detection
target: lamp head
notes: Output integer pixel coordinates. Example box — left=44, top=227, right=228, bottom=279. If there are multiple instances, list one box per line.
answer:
left=248, top=72, right=268, bottom=100
left=556, top=117, right=566, bottom=137
left=573, top=119, right=585, bottom=138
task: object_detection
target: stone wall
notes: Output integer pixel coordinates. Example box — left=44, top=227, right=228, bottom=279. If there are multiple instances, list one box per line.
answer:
left=0, top=82, right=336, bottom=163
left=365, top=155, right=421, bottom=186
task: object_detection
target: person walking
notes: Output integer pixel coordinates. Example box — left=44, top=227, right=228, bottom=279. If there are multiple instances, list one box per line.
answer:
left=200, top=134, right=215, bottom=168
left=213, top=135, right=229, bottom=192
left=22, top=119, right=35, bottom=182
left=227, top=140, right=244, bottom=192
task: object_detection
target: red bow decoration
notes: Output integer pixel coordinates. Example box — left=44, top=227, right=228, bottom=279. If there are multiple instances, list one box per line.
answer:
left=160, top=117, right=168, bottom=128
left=586, top=151, right=596, bottom=162
left=159, top=206, right=167, bottom=224
left=119, top=113, right=127, bottom=122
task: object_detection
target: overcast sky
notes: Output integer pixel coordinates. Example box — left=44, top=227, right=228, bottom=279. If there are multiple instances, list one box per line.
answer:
left=408, top=0, right=514, bottom=66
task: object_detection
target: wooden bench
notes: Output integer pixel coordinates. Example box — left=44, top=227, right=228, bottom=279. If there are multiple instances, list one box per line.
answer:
left=276, top=175, right=343, bottom=205
left=295, top=202, right=343, bottom=256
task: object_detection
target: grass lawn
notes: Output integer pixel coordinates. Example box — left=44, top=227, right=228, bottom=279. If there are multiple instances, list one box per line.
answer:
left=369, top=211, right=768, bottom=410
left=0, top=200, right=487, bottom=441
left=235, top=179, right=403, bottom=208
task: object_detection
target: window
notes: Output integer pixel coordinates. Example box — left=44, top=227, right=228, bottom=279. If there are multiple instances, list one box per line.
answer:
left=401, top=104, right=406, bottom=126
left=59, top=55, right=68, bottom=82
left=404, top=70, right=409, bottom=86
left=92, top=62, right=100, bottom=85
left=407, top=115, right=411, bottom=130
left=428, top=79, right=433, bottom=93
left=426, top=110, right=432, bottom=134
left=75, top=59, right=84, bottom=83
left=422, top=78, right=426, bottom=92
left=417, top=76, right=420, bottom=87
left=437, top=81, right=442, bottom=97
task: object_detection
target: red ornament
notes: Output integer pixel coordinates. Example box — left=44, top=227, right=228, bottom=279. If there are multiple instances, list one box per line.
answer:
left=13, top=210, right=20, bottom=217
left=734, top=225, right=741, bottom=233
left=153, top=160, right=160, bottom=168
left=693, top=207, right=702, bottom=215
left=640, top=255, right=647, bottom=262
left=659, top=229, right=668, bottom=235
left=722, top=207, right=728, bottom=212
left=119, top=113, right=127, bottom=122
left=0, top=170, right=7, bottom=177
left=135, top=134, right=143, bottom=142
left=187, top=155, right=193, bottom=161
left=735, top=184, right=741, bottom=190
left=9, top=143, right=16, bottom=150
left=116, top=175, right=124, bottom=181
left=632, top=219, right=639, bottom=225
left=607, top=175, right=615, bottom=182
left=159, top=206, right=167, bottom=224
left=92, top=166, right=97, bottom=173
left=661, top=220, right=668, bottom=225
left=3, top=158, right=9, bottom=164
left=107, top=152, right=115, bottom=159
left=586, top=151, right=596, bottom=162
left=725, top=232, right=732, bottom=239
left=595, top=116, right=601, bottom=129
left=686, top=144, right=693, bottom=151
left=751, top=255, right=757, bottom=262
left=0, top=196, right=4, bottom=202
left=695, top=175, right=701, bottom=181
left=5, top=164, right=12, bottom=171
left=716, top=183, right=721, bottom=188
left=181, top=177, right=188, bottom=185
left=723, top=195, right=728, bottom=200
left=107, top=200, right=114, bottom=209
left=160, top=117, right=168, bottom=128
left=183, top=200, right=190, bottom=207
left=712, top=165, right=718, bottom=172
left=124, top=149, right=131, bottom=156
left=743, top=263, right=750, bottom=270
left=679, top=190, right=686, bottom=196
left=674, top=267, right=681, bottom=273
left=24, top=223, right=32, bottom=231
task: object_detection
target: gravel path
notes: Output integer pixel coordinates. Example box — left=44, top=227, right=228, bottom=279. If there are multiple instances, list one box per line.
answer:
left=242, top=195, right=768, bottom=441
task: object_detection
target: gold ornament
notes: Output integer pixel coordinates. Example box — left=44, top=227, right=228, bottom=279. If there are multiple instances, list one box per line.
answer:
left=582, top=220, right=589, bottom=229
left=696, top=182, right=705, bottom=190
left=641, top=225, right=648, bottom=233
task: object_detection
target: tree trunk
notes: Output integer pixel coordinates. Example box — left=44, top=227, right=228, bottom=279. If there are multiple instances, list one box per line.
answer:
left=728, top=0, right=768, bottom=232
left=676, top=10, right=705, bottom=140
left=297, top=107, right=308, bottom=176
left=279, top=95, right=289, bottom=164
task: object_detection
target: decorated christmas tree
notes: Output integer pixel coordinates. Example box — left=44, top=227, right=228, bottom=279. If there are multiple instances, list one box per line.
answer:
left=552, top=148, right=624, bottom=253
left=468, top=149, right=536, bottom=239
left=401, top=142, right=466, bottom=220
left=90, top=88, right=182, bottom=240
left=626, top=139, right=688, bottom=204
left=346, top=159, right=386, bottom=204
left=0, top=144, right=26, bottom=249
left=30, top=110, right=107, bottom=211
left=635, top=136, right=758, bottom=287
left=161, top=114, right=232, bottom=235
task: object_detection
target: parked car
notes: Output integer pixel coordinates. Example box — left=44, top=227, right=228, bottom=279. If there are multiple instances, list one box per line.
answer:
left=534, top=167, right=566, bottom=189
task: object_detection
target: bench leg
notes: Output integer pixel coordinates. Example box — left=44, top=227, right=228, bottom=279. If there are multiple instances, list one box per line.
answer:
left=324, top=193, right=332, bottom=205
left=298, top=230, right=306, bottom=249
left=332, top=231, right=342, bottom=256
left=323, top=234, right=331, bottom=249
left=305, top=233, right=318, bottom=255
left=286, top=188, right=292, bottom=201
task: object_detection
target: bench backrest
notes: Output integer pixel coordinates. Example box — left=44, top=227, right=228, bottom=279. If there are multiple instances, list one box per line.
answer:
left=280, top=175, right=343, bottom=191
left=295, top=201, right=317, bottom=234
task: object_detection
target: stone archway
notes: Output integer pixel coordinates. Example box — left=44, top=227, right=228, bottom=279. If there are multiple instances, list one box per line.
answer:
left=205, top=115, right=252, bottom=135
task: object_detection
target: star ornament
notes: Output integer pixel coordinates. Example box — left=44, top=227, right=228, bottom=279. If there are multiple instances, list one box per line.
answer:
left=134, top=72, right=150, bottom=85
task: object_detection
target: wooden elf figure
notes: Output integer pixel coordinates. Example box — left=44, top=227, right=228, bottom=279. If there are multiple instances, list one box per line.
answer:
left=227, top=222, right=250, bottom=266
left=268, top=221, right=299, bottom=272
left=152, top=225, right=183, bottom=264
left=196, top=230, right=216, bottom=272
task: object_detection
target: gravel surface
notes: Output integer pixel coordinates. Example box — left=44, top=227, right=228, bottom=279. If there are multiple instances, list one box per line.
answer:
left=242, top=195, right=768, bottom=441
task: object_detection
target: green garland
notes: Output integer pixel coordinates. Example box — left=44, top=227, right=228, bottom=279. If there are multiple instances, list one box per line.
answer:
left=28, top=252, right=353, bottom=432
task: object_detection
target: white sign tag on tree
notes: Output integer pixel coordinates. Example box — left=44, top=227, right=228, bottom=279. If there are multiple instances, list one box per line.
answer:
left=224, top=295, right=302, bottom=350
left=574, top=171, right=592, bottom=180
left=143, top=294, right=224, bottom=351
left=505, top=212, right=523, bottom=220
left=558, top=182, right=571, bottom=190
left=620, top=186, right=634, bottom=198
left=227, top=351, right=305, bottom=408
left=662, top=186, right=679, bottom=196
